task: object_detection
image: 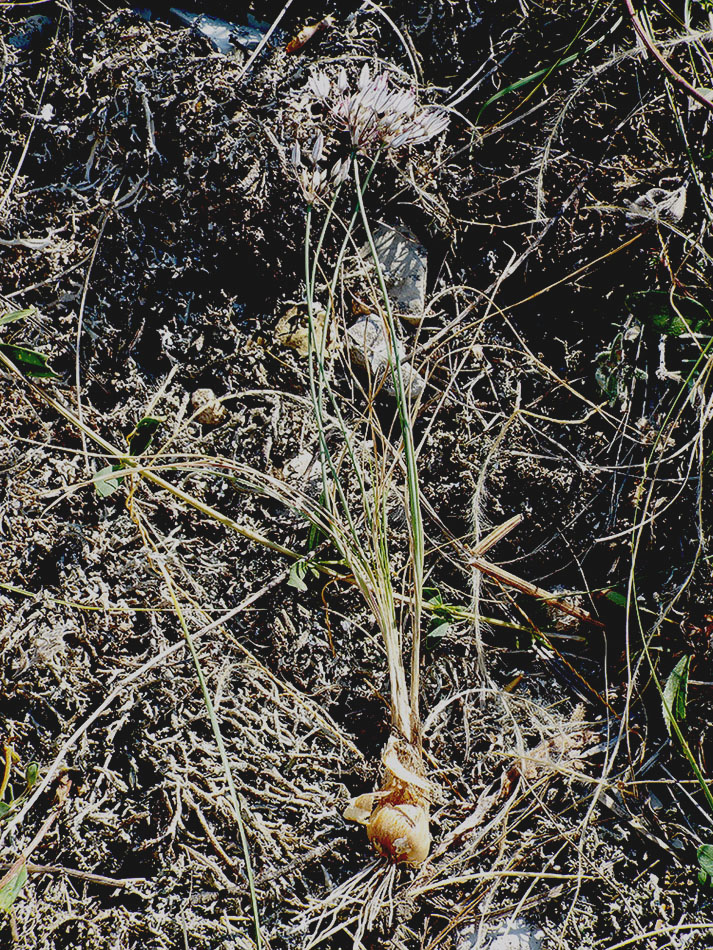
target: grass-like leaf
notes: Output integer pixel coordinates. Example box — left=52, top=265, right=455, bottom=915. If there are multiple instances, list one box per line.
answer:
left=0, top=307, right=36, bottom=327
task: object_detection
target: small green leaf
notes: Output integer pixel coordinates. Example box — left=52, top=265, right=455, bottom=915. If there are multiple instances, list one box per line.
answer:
left=0, top=860, right=27, bottom=913
left=0, top=307, right=36, bottom=327
left=127, top=416, right=164, bottom=457
left=0, top=343, right=58, bottom=378
left=604, top=590, right=627, bottom=607
left=697, top=844, right=713, bottom=878
left=287, top=561, right=309, bottom=593
left=662, top=655, right=691, bottom=737
left=627, top=291, right=711, bottom=337
left=424, top=587, right=444, bottom=607
left=426, top=619, right=451, bottom=649
left=0, top=802, right=11, bottom=818
left=25, top=763, right=39, bottom=790
left=94, top=464, right=122, bottom=498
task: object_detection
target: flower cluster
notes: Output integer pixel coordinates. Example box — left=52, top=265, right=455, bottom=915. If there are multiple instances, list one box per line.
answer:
left=307, top=65, right=449, bottom=151
left=290, top=130, right=350, bottom=203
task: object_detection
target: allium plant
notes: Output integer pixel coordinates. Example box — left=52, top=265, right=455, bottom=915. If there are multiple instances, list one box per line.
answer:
left=290, top=65, right=448, bottom=202
left=287, top=63, right=449, bottom=868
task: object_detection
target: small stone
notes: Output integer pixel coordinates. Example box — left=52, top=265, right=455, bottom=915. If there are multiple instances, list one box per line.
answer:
left=276, top=303, right=330, bottom=358
left=191, top=388, right=227, bottom=425
left=346, top=314, right=427, bottom=402
left=346, top=313, right=399, bottom=368
left=282, top=450, right=323, bottom=498
left=359, top=223, right=428, bottom=324
left=283, top=450, right=320, bottom=481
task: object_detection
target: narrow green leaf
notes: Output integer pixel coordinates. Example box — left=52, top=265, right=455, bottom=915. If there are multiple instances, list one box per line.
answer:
left=0, top=343, right=58, bottom=378
left=604, top=590, right=627, bottom=607
left=0, top=307, right=36, bottom=327
left=0, top=802, right=11, bottom=818
left=0, top=861, right=27, bottom=913
left=662, top=655, right=690, bottom=737
left=476, top=29, right=611, bottom=121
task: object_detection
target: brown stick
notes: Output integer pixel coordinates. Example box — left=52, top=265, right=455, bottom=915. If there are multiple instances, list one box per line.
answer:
left=469, top=556, right=604, bottom=628
left=471, top=515, right=523, bottom=556
left=421, top=499, right=602, bottom=628
left=0, top=862, right=143, bottom=889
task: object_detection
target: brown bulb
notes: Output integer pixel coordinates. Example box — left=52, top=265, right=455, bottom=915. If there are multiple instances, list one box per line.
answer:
left=366, top=802, right=431, bottom=865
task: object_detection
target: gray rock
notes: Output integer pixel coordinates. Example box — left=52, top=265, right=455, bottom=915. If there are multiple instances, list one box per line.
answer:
left=360, top=224, right=428, bottom=324
left=282, top=450, right=323, bottom=498
left=346, top=314, right=427, bottom=401
left=459, top=918, right=544, bottom=950
left=170, top=9, right=268, bottom=54
left=346, top=313, right=401, bottom=368
left=7, top=15, right=53, bottom=52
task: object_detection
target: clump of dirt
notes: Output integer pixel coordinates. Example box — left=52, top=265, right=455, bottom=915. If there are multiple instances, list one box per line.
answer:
left=1, top=2, right=713, bottom=949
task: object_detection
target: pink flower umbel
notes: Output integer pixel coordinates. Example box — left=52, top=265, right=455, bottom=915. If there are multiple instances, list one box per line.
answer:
left=305, top=66, right=449, bottom=152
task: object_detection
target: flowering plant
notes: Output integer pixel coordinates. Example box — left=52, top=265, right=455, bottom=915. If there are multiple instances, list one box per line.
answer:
left=282, top=60, right=452, bottom=870
left=290, top=64, right=449, bottom=202
left=310, top=64, right=449, bottom=150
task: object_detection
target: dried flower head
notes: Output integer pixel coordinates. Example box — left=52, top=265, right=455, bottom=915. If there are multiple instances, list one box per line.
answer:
left=330, top=157, right=350, bottom=187
left=307, top=71, right=331, bottom=100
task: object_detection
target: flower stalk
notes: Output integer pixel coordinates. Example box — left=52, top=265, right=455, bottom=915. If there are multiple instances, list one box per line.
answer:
left=291, top=64, right=448, bottom=865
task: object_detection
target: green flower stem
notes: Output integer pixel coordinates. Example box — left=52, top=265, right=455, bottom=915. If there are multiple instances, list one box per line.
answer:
left=353, top=156, right=425, bottom=736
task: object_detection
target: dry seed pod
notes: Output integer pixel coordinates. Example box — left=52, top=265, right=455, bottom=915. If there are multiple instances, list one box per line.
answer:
left=285, top=16, right=335, bottom=53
